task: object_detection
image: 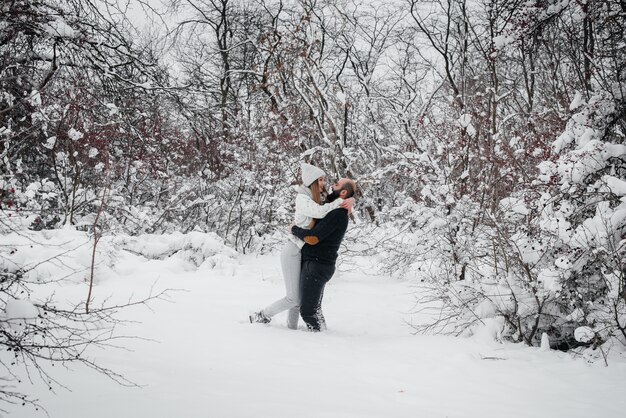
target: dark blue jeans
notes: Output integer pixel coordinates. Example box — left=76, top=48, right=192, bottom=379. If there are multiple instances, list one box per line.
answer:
left=300, top=260, right=335, bottom=331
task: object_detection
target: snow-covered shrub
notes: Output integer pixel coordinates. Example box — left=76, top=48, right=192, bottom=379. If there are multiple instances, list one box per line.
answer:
left=0, top=228, right=159, bottom=408
left=403, top=94, right=626, bottom=352
left=0, top=227, right=96, bottom=283
left=110, top=231, right=239, bottom=272
left=0, top=224, right=241, bottom=406
left=527, top=93, right=626, bottom=350
left=365, top=0, right=625, bottom=356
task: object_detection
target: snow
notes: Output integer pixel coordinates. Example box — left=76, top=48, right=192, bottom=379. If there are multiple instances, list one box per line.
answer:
left=603, top=143, right=626, bottom=159
left=566, top=308, right=585, bottom=322
left=499, top=197, right=529, bottom=216
left=556, top=141, right=625, bottom=185
left=568, top=200, right=626, bottom=249
left=44, top=136, right=56, bottom=149
left=0, top=229, right=92, bottom=282
left=554, top=256, right=572, bottom=270
left=3, top=299, right=38, bottom=334
left=4, top=298, right=38, bottom=321
left=45, top=19, right=76, bottom=38
left=569, top=91, right=584, bottom=110
left=575, top=327, right=595, bottom=343
left=28, top=89, right=42, bottom=107
left=458, top=114, right=472, bottom=128
left=1, top=230, right=626, bottom=418
left=466, top=123, right=477, bottom=138
left=538, top=268, right=562, bottom=292
left=511, top=233, right=543, bottom=264
left=602, top=175, right=626, bottom=196
left=111, top=231, right=238, bottom=268
left=105, top=102, right=119, bottom=115
left=538, top=160, right=556, bottom=182
left=68, top=128, right=84, bottom=141
left=493, top=35, right=515, bottom=50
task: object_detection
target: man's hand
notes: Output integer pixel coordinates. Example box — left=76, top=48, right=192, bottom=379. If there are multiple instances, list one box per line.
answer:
left=304, top=236, right=319, bottom=245
left=339, top=197, right=355, bottom=214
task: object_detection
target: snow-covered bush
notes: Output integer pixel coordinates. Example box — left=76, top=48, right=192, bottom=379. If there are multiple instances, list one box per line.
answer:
left=111, top=231, right=239, bottom=271
left=0, top=226, right=239, bottom=406
left=0, top=230, right=147, bottom=408
left=528, top=92, right=626, bottom=350
left=401, top=95, right=625, bottom=353
left=372, top=0, right=626, bottom=357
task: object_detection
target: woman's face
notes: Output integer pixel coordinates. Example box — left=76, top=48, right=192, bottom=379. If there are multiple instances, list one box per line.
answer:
left=317, top=177, right=326, bottom=191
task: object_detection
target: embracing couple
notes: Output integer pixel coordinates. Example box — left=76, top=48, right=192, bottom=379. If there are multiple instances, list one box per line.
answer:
left=249, top=163, right=356, bottom=332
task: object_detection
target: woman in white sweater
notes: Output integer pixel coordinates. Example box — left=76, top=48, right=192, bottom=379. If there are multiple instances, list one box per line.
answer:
left=250, top=163, right=353, bottom=329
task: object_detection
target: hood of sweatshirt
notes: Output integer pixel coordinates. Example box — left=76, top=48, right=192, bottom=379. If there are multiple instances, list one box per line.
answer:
left=294, top=184, right=313, bottom=198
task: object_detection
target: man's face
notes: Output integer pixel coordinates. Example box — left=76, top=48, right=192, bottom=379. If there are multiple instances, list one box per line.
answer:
left=325, top=179, right=343, bottom=203
left=331, top=179, right=349, bottom=198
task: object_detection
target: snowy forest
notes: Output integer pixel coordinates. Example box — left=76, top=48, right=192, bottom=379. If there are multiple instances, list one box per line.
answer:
left=1, top=0, right=625, bottom=416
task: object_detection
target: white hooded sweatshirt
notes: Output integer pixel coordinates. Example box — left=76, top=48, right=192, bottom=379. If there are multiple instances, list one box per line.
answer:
left=288, top=185, right=344, bottom=249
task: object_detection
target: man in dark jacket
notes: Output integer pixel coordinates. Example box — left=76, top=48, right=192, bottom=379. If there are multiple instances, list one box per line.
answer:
left=291, top=178, right=356, bottom=331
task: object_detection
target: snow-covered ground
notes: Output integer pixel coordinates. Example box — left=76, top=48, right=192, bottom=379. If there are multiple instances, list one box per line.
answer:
left=3, top=232, right=626, bottom=418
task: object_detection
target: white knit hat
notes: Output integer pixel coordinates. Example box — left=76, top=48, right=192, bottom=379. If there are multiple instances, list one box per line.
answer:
left=301, top=163, right=325, bottom=187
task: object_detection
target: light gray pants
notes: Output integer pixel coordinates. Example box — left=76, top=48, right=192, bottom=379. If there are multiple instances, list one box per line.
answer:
left=262, top=240, right=301, bottom=329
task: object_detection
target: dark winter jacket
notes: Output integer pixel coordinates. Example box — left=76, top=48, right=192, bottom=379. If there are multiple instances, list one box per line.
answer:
left=291, top=208, right=349, bottom=265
